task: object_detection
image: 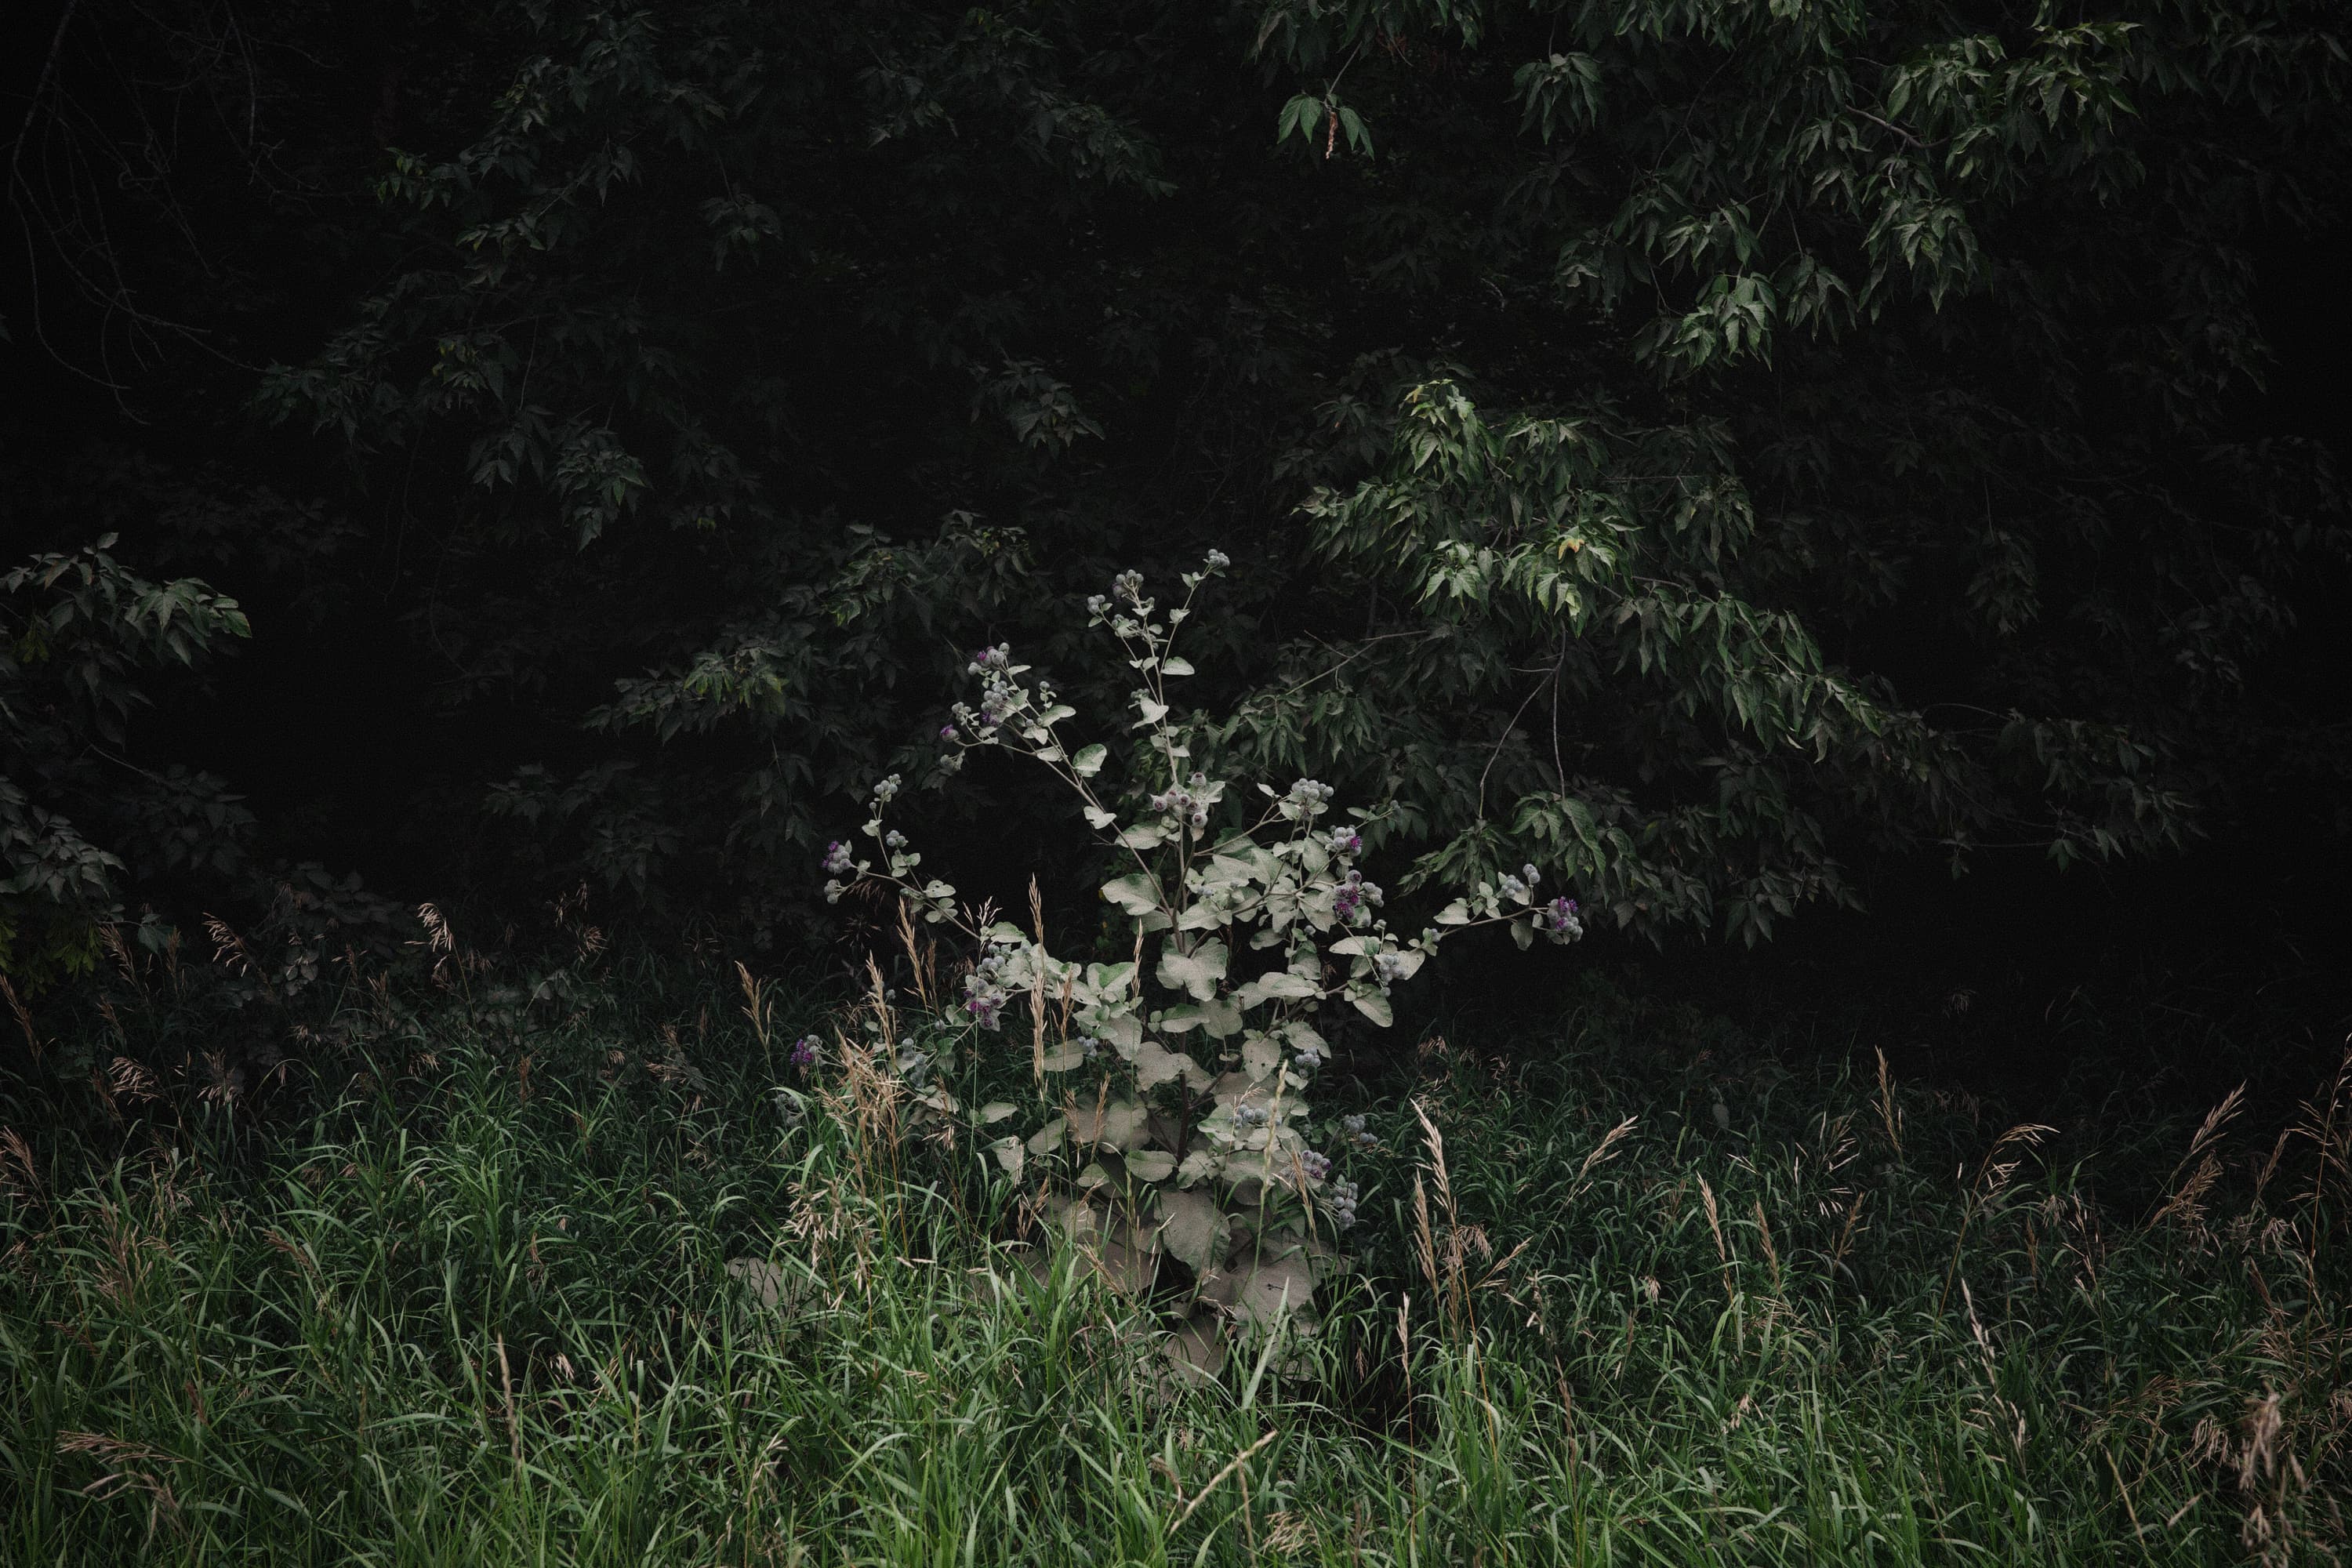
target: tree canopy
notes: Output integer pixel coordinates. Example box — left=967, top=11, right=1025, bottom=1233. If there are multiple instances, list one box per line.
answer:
left=5, top=0, right=2348, bottom=976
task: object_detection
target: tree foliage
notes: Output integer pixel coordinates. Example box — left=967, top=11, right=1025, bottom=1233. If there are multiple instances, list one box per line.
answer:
left=7, top=0, right=2347, bottom=956
left=0, top=536, right=250, bottom=983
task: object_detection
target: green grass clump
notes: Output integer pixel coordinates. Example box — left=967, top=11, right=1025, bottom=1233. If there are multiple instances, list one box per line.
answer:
left=2, top=973, right=2346, bottom=1565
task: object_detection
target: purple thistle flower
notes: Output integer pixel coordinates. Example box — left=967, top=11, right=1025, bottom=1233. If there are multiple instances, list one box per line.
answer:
left=1534, top=895, right=1585, bottom=943
left=788, top=1036, right=820, bottom=1072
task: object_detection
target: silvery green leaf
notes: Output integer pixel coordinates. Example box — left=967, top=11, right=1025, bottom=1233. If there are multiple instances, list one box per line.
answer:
left=1083, top=960, right=1138, bottom=1001
left=1026, top=1116, right=1068, bottom=1154
left=1152, top=1188, right=1227, bottom=1269
left=979, top=1101, right=1018, bottom=1125
left=1205, top=851, right=1265, bottom=888
left=1176, top=900, right=1227, bottom=931
left=1232, top=1257, right=1315, bottom=1327
left=1133, top=697, right=1170, bottom=726
left=1134, top=1040, right=1210, bottom=1091
left=1091, top=1012, right=1143, bottom=1051
left=1208, top=1072, right=1260, bottom=1112
left=1328, top=935, right=1370, bottom=956
left=1435, top=900, right=1472, bottom=925
left=1159, top=655, right=1196, bottom=676
left=1125, top=1149, right=1177, bottom=1182
left=1073, top=743, right=1109, bottom=778
left=1038, top=703, right=1076, bottom=723
left=1350, top=989, right=1393, bottom=1027
left=1033, top=744, right=1065, bottom=763
left=988, top=1136, right=1025, bottom=1178
left=1235, top=971, right=1319, bottom=1007
left=1038, top=1045, right=1087, bottom=1072
left=1512, top=917, right=1536, bottom=950
left=1071, top=1099, right=1148, bottom=1149
left=1101, top=873, right=1160, bottom=915
left=1084, top=804, right=1116, bottom=829
left=1176, top=1149, right=1221, bottom=1188
left=1156, top=940, right=1229, bottom=1000
left=1241, top=1033, right=1282, bottom=1080
left=1117, top=822, right=1167, bottom=850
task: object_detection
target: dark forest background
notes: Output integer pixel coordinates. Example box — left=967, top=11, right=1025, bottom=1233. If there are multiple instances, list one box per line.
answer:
left=5, top=0, right=2349, bottom=1099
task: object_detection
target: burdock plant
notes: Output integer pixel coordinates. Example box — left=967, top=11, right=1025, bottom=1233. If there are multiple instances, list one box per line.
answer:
left=827, top=554, right=1581, bottom=1331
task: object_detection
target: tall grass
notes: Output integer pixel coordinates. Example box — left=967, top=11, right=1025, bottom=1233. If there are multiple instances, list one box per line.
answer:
left=2, top=970, right=2346, bottom=1565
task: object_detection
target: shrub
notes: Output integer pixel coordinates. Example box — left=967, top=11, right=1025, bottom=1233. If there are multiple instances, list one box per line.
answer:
left=826, top=557, right=1581, bottom=1327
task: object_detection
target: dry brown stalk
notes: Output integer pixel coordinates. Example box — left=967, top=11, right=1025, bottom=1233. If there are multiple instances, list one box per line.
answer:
left=1697, top=1174, right=1735, bottom=1308
left=1874, top=1047, right=1903, bottom=1156
left=0, top=1127, right=42, bottom=1208
left=1940, top=1123, right=2056, bottom=1314
left=0, top=974, right=42, bottom=1062
left=1029, top=877, right=1049, bottom=1083
left=1752, top=1198, right=1782, bottom=1294
left=1167, top=1429, right=1277, bottom=1534
left=1829, top=1189, right=1869, bottom=1279
left=2153, top=1083, right=2245, bottom=1236
left=57, top=1430, right=183, bottom=1536
left=735, top=962, right=771, bottom=1059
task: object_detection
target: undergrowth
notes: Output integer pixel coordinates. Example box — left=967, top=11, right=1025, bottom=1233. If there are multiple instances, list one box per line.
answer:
left=2, top=963, right=2347, bottom=1566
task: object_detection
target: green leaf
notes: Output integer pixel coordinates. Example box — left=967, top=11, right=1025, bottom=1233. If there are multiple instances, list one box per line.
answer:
left=1070, top=1099, right=1149, bottom=1149
left=1072, top=743, right=1109, bottom=778
left=1101, top=873, right=1161, bottom=916
left=1152, top=1188, right=1227, bottom=1269
left=1234, top=970, right=1320, bottom=1007
left=1156, top=939, right=1229, bottom=1000
left=1233, top=1256, right=1315, bottom=1327
left=1241, top=1032, right=1282, bottom=1080
left=1134, top=1040, right=1210, bottom=1091
left=1159, top=996, right=1243, bottom=1038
